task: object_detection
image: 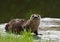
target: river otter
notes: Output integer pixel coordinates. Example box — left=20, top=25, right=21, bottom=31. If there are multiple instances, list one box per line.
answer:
left=23, top=14, right=41, bottom=35
left=5, top=14, right=41, bottom=35
left=5, top=19, right=25, bottom=34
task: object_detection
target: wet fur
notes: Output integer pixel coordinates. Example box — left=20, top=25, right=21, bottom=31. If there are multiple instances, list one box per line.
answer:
left=5, top=19, right=25, bottom=34
left=23, top=14, right=41, bottom=35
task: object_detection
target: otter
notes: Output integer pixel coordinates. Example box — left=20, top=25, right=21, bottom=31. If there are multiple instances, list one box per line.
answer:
left=23, top=14, right=41, bottom=35
left=5, top=19, right=25, bottom=34
left=5, top=14, right=41, bottom=35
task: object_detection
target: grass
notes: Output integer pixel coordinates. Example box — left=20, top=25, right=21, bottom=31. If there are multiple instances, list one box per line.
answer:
left=0, top=31, right=34, bottom=42
left=0, top=31, right=55, bottom=42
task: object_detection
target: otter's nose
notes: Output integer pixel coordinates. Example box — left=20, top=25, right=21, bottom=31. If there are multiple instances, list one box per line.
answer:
left=34, top=17, right=38, bottom=18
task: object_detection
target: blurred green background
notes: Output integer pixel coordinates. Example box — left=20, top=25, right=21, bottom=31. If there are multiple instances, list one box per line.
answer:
left=0, top=0, right=60, bottom=23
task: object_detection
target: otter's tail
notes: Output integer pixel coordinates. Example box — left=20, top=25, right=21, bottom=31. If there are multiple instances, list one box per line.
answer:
left=5, top=24, right=9, bottom=32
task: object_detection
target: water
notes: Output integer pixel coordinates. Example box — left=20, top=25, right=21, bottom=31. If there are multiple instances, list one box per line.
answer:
left=0, top=18, right=60, bottom=41
left=40, top=18, right=60, bottom=28
left=38, top=18, right=60, bottom=42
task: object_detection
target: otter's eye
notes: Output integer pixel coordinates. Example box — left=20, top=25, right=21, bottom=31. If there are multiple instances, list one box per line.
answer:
left=38, top=16, right=39, bottom=17
left=32, top=15, right=34, bottom=17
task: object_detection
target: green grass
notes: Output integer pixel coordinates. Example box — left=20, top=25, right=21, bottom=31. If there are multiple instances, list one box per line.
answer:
left=0, top=31, right=34, bottom=42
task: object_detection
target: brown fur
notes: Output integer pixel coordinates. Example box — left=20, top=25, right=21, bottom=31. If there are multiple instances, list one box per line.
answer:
left=23, top=14, right=41, bottom=35
left=5, top=19, right=25, bottom=34
left=5, top=14, right=41, bottom=35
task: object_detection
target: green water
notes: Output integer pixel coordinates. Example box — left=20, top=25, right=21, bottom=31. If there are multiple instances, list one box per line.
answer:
left=0, top=0, right=60, bottom=23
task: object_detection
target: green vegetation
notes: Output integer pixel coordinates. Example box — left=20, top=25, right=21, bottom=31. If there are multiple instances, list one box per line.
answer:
left=0, top=31, right=34, bottom=42
left=0, top=0, right=60, bottom=23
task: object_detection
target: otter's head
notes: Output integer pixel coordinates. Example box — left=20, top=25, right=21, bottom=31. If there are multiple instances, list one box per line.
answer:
left=30, top=14, right=41, bottom=20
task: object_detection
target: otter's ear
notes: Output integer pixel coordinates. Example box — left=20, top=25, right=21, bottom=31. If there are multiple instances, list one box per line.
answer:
left=32, top=15, right=34, bottom=17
